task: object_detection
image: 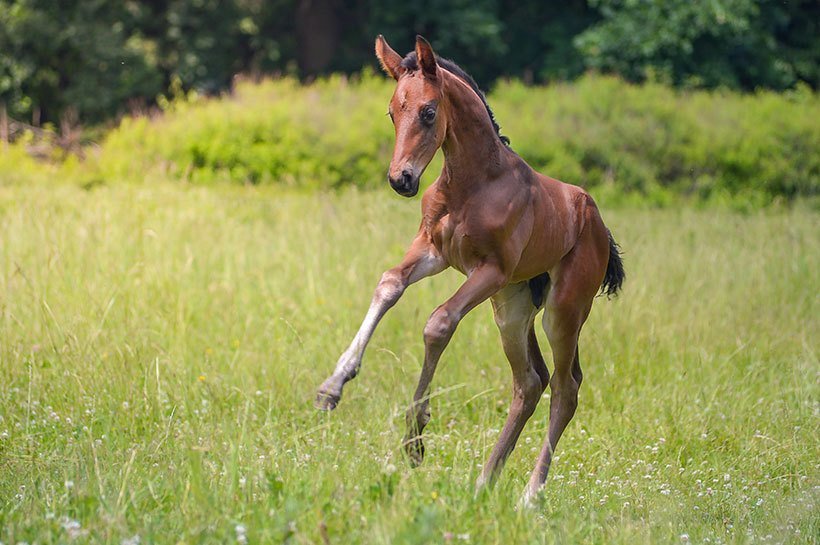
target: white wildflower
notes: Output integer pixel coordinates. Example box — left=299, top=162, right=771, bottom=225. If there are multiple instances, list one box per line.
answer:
left=60, top=517, right=87, bottom=539
left=235, top=523, right=247, bottom=545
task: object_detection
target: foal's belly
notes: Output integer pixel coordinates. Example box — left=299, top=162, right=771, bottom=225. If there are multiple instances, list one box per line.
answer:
left=510, top=239, right=566, bottom=283
left=434, top=211, right=563, bottom=281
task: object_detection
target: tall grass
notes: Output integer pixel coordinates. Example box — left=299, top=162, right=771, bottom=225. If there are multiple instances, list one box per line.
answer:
left=1, top=181, right=817, bottom=543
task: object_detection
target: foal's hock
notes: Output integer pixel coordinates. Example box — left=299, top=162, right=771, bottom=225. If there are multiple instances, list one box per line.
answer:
left=316, top=35, right=624, bottom=503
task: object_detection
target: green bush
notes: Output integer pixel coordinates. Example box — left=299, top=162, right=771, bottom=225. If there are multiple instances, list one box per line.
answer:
left=95, top=73, right=395, bottom=190
left=3, top=73, right=819, bottom=204
left=492, top=77, right=820, bottom=203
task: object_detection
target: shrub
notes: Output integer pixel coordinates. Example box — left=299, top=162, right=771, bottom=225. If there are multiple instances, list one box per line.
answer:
left=3, top=73, right=818, bottom=204
left=95, top=73, right=395, bottom=189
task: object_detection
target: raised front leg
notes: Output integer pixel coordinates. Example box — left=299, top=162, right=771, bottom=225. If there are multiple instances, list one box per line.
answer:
left=315, top=236, right=446, bottom=411
left=403, top=264, right=508, bottom=466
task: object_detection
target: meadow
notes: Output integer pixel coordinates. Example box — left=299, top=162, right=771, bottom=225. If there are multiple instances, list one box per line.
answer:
left=0, top=179, right=817, bottom=544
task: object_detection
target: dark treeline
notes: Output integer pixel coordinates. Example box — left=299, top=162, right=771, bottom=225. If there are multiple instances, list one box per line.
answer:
left=1, top=0, right=818, bottom=125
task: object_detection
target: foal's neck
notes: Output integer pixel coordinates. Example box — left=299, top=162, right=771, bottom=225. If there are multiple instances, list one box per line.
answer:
left=440, top=72, right=508, bottom=194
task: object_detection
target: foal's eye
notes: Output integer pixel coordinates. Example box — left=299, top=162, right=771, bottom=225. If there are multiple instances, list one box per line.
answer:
left=420, top=106, right=436, bottom=125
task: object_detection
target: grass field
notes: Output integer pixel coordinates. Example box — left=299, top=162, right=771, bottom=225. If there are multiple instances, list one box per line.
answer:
left=0, top=181, right=817, bottom=544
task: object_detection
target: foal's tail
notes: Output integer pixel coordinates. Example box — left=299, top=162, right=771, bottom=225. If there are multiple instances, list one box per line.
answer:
left=601, top=229, right=625, bottom=298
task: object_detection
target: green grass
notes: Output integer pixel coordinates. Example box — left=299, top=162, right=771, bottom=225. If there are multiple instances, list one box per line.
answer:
left=0, top=181, right=817, bottom=544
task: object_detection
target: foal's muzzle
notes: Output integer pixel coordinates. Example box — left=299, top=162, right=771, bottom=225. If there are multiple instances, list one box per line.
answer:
left=388, top=168, right=419, bottom=197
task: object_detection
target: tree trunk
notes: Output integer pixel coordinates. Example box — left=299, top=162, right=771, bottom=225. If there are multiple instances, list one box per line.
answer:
left=296, top=0, right=341, bottom=78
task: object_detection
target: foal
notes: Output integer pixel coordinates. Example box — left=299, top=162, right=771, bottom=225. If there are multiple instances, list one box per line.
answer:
left=316, top=35, right=624, bottom=502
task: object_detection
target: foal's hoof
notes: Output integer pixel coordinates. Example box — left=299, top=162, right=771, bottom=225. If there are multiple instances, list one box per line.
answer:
left=314, top=389, right=341, bottom=411
left=403, top=436, right=425, bottom=467
left=518, top=487, right=544, bottom=510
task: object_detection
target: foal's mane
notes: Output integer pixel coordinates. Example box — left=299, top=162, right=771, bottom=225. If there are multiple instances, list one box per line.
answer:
left=400, top=52, right=510, bottom=146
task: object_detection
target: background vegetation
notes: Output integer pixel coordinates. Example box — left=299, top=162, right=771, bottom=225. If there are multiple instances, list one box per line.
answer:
left=1, top=0, right=818, bottom=124
left=3, top=75, right=818, bottom=204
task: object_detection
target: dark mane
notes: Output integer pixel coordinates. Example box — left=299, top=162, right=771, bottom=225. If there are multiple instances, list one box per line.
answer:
left=400, top=52, right=510, bottom=146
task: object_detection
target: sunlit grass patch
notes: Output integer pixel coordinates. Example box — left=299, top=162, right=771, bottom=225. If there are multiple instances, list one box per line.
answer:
left=0, top=182, right=817, bottom=543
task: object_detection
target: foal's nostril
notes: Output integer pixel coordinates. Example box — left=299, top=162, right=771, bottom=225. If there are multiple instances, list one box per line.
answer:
left=401, top=169, right=413, bottom=187
left=388, top=167, right=417, bottom=195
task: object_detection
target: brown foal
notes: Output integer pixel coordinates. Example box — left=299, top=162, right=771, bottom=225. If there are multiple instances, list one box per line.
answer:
left=316, top=35, right=624, bottom=503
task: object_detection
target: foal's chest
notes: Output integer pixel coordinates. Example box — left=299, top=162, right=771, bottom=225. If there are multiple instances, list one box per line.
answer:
left=423, top=179, right=531, bottom=277
left=430, top=213, right=484, bottom=276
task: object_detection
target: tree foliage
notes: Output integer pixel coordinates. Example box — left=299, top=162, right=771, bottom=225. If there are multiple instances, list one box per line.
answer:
left=576, top=0, right=820, bottom=89
left=0, top=0, right=817, bottom=124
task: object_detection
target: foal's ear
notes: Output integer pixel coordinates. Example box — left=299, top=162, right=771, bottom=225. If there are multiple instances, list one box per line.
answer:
left=375, top=35, right=403, bottom=80
left=415, top=35, right=437, bottom=80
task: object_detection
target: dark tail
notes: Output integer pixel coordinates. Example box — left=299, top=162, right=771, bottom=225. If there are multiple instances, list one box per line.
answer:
left=601, top=229, right=625, bottom=298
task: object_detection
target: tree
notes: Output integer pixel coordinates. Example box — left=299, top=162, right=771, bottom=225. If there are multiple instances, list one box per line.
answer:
left=1, top=0, right=817, bottom=126
left=0, top=0, right=161, bottom=123
left=575, top=0, right=820, bottom=90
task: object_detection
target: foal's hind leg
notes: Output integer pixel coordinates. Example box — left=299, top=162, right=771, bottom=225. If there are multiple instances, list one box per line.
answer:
left=475, top=282, right=547, bottom=491
left=523, top=235, right=607, bottom=503
left=522, top=296, right=590, bottom=504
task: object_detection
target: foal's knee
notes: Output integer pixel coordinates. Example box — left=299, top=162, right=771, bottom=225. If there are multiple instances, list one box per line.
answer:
left=548, top=381, right=579, bottom=424
left=567, top=382, right=580, bottom=412
left=571, top=361, right=583, bottom=386
left=375, top=269, right=405, bottom=306
left=519, top=371, right=543, bottom=414
left=550, top=373, right=581, bottom=409
left=424, top=307, right=457, bottom=346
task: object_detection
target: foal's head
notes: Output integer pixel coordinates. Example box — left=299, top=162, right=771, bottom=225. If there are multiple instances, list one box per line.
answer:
left=375, top=35, right=448, bottom=197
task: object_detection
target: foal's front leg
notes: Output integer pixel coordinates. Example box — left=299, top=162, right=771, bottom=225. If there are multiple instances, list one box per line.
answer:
left=475, top=283, right=547, bottom=491
left=403, top=264, right=508, bottom=466
left=315, top=236, right=446, bottom=411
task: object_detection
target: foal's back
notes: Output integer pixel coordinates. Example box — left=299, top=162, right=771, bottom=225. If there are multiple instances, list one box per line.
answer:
left=486, top=150, right=608, bottom=283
